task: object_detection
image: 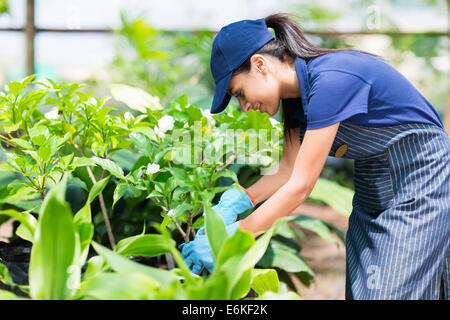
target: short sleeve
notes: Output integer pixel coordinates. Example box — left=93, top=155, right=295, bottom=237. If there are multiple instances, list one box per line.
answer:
left=305, top=71, right=371, bottom=130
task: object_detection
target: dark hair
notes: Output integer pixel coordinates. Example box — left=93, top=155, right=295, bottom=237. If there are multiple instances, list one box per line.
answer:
left=233, top=13, right=382, bottom=142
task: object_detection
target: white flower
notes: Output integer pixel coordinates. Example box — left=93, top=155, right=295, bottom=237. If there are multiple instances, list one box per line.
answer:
left=44, top=108, right=59, bottom=119
left=158, top=115, right=174, bottom=133
left=124, top=111, right=133, bottom=122
left=269, top=118, right=280, bottom=127
left=146, top=163, right=160, bottom=175
left=202, top=109, right=216, bottom=127
left=183, top=122, right=188, bottom=128
left=167, top=209, right=175, bottom=217
left=154, top=126, right=166, bottom=139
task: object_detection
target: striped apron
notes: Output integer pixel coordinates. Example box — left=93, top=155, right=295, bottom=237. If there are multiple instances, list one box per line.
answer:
left=300, top=122, right=450, bottom=299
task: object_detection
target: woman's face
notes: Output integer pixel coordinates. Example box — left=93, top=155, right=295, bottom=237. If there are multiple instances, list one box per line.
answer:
left=227, top=55, right=282, bottom=116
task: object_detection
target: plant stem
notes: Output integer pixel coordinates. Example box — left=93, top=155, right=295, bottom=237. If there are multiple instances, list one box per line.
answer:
left=185, top=214, right=193, bottom=243
left=184, top=204, right=202, bottom=243
left=75, top=144, right=116, bottom=249
left=173, top=219, right=187, bottom=241
left=216, top=154, right=237, bottom=172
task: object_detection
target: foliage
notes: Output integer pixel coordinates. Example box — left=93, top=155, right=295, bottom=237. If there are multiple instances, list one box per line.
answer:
left=0, top=76, right=352, bottom=298
left=0, top=175, right=303, bottom=300
left=0, top=0, right=8, bottom=15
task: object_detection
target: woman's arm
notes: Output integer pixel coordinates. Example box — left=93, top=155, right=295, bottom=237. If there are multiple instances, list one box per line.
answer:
left=245, top=127, right=301, bottom=205
left=240, top=122, right=340, bottom=235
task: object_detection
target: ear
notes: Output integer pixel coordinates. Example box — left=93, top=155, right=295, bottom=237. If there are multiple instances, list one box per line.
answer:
left=250, top=54, right=268, bottom=74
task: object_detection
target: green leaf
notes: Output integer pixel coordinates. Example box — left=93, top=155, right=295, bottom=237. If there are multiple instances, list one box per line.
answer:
left=251, top=269, right=279, bottom=296
left=258, top=241, right=313, bottom=275
left=162, top=167, right=192, bottom=186
left=68, top=176, right=88, bottom=191
left=230, top=268, right=252, bottom=300
left=1, top=122, right=21, bottom=133
left=0, top=209, right=37, bottom=242
left=185, top=104, right=203, bottom=122
left=170, top=202, right=194, bottom=219
left=112, top=182, right=127, bottom=209
left=0, top=163, right=16, bottom=172
left=76, top=222, right=94, bottom=267
left=235, top=216, right=294, bottom=282
left=191, top=216, right=204, bottom=229
left=74, top=176, right=109, bottom=224
left=77, top=272, right=159, bottom=300
left=91, top=157, right=125, bottom=180
left=0, top=289, right=27, bottom=300
left=130, top=131, right=153, bottom=158
left=87, top=176, right=109, bottom=204
left=309, top=178, right=354, bottom=217
left=0, top=263, right=14, bottom=287
left=110, top=149, right=138, bottom=172
left=206, top=229, right=254, bottom=299
left=114, top=234, right=175, bottom=258
left=37, top=136, right=58, bottom=164
left=28, top=124, right=50, bottom=146
left=211, top=169, right=238, bottom=184
left=204, top=205, right=227, bottom=262
left=113, top=182, right=142, bottom=209
left=291, top=216, right=339, bottom=245
left=10, top=138, right=33, bottom=150
left=83, top=255, right=106, bottom=280
left=91, top=242, right=180, bottom=288
left=186, top=274, right=229, bottom=300
left=20, top=74, right=37, bottom=86
left=16, top=223, right=34, bottom=242
left=71, top=157, right=95, bottom=167
left=28, top=178, right=77, bottom=300
left=7, top=81, right=25, bottom=97
left=216, top=229, right=254, bottom=266
left=133, top=126, right=158, bottom=142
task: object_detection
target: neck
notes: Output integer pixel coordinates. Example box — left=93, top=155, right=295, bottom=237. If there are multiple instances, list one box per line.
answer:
left=279, top=57, right=300, bottom=99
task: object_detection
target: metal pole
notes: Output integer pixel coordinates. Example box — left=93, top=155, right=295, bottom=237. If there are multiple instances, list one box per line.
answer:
left=25, top=0, right=35, bottom=76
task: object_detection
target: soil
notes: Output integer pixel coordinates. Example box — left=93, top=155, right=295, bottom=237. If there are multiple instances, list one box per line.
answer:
left=0, top=204, right=349, bottom=300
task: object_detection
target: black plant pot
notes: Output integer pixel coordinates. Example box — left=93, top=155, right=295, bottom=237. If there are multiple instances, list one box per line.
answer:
left=0, top=238, right=31, bottom=297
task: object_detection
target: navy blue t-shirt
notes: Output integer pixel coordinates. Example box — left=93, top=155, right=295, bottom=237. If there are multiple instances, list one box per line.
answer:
left=285, top=51, right=444, bottom=130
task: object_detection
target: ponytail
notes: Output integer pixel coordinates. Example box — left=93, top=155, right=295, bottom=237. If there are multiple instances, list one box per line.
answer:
left=233, top=13, right=381, bottom=142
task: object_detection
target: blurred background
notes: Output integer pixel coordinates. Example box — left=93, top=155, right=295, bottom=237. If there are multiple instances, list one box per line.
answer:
left=0, top=0, right=448, bottom=299
left=0, top=0, right=448, bottom=128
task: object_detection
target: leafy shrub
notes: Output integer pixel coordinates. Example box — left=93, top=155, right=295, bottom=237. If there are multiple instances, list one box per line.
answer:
left=0, top=76, right=353, bottom=298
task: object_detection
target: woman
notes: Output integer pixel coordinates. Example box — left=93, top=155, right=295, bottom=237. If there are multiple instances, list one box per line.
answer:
left=180, top=13, right=449, bottom=300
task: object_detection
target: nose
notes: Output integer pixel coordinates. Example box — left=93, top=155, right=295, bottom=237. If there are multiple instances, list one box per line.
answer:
left=240, top=98, right=251, bottom=112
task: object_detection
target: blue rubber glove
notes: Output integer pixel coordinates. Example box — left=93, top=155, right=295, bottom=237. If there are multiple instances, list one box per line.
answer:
left=179, top=221, right=241, bottom=274
left=197, top=184, right=254, bottom=235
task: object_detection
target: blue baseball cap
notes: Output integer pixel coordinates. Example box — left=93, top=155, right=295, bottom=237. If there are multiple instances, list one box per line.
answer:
left=209, top=18, right=274, bottom=114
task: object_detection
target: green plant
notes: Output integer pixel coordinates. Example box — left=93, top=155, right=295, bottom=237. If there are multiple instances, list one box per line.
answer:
left=0, top=76, right=352, bottom=296
left=0, top=0, right=8, bottom=15
left=0, top=175, right=301, bottom=300
left=109, top=12, right=215, bottom=107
